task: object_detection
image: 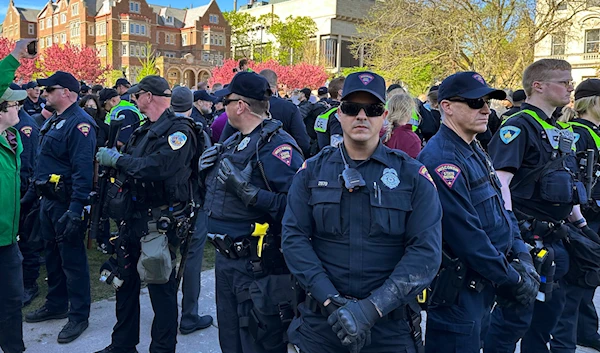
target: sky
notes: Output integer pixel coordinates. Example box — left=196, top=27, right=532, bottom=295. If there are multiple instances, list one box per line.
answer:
left=0, top=0, right=235, bottom=23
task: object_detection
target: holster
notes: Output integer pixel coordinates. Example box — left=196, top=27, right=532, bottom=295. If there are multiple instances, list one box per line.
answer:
left=34, top=177, right=69, bottom=203
left=428, top=250, right=467, bottom=307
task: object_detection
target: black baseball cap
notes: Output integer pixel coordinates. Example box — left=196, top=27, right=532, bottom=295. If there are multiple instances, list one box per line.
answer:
left=438, top=71, right=506, bottom=102
left=80, top=84, right=91, bottom=92
left=214, top=72, right=272, bottom=101
left=341, top=72, right=386, bottom=104
left=575, top=79, right=600, bottom=100
left=512, top=89, right=526, bottom=102
left=25, top=81, right=38, bottom=89
left=37, top=71, right=80, bottom=93
left=429, top=85, right=439, bottom=93
left=194, top=89, right=218, bottom=103
left=300, top=88, right=311, bottom=100
left=386, top=83, right=403, bottom=93
left=318, top=86, right=328, bottom=95
left=98, top=88, right=119, bottom=105
left=126, top=76, right=172, bottom=97
left=115, top=78, right=131, bottom=87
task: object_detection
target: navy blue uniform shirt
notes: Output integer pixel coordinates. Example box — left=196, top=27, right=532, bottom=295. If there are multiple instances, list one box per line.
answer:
left=419, top=125, right=526, bottom=287
left=23, top=96, right=45, bottom=116
left=15, top=109, right=39, bottom=194
left=34, top=102, right=97, bottom=214
left=572, top=118, right=600, bottom=201
left=283, top=143, right=442, bottom=315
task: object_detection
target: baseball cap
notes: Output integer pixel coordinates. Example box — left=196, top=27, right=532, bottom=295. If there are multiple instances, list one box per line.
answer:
left=37, top=71, right=80, bottom=93
left=214, top=72, right=272, bottom=101
left=25, top=81, right=38, bottom=89
left=341, top=72, right=386, bottom=104
left=512, top=89, right=526, bottom=103
left=318, top=87, right=328, bottom=95
left=126, top=76, right=172, bottom=97
left=429, top=85, right=439, bottom=93
left=98, top=88, right=119, bottom=106
left=194, top=89, right=218, bottom=103
left=80, top=84, right=91, bottom=92
left=171, top=86, right=193, bottom=112
left=438, top=71, right=506, bottom=102
left=0, top=87, right=27, bottom=104
left=386, top=83, right=403, bottom=93
left=115, top=78, right=131, bottom=87
left=300, top=88, right=311, bottom=100
left=575, top=79, right=600, bottom=100
left=10, top=83, right=23, bottom=91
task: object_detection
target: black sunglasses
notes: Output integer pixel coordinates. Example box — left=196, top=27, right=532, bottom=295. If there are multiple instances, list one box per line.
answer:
left=45, top=86, right=64, bottom=93
left=223, top=98, right=250, bottom=106
left=134, top=91, right=149, bottom=100
left=447, top=97, right=490, bottom=109
left=340, top=102, right=386, bottom=117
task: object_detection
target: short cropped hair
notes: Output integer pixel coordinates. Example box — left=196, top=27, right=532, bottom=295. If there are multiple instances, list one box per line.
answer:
left=522, top=59, right=571, bottom=96
left=328, top=76, right=345, bottom=100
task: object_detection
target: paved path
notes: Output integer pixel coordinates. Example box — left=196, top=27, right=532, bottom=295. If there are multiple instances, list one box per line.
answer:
left=22, top=269, right=600, bottom=353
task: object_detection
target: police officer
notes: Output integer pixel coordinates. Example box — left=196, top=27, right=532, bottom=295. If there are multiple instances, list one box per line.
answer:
left=22, top=81, right=46, bottom=116
left=115, top=78, right=132, bottom=102
left=282, top=72, right=442, bottom=353
left=485, top=59, right=586, bottom=352
left=417, top=72, right=538, bottom=352
left=99, top=88, right=144, bottom=147
left=314, top=76, right=345, bottom=150
left=23, top=72, right=96, bottom=344
left=550, top=79, right=600, bottom=353
left=95, top=76, right=196, bottom=353
left=200, top=71, right=303, bottom=352
left=501, top=89, right=526, bottom=121
left=191, top=89, right=217, bottom=132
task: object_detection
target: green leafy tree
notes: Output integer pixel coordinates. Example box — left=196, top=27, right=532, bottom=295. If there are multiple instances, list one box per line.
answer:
left=224, top=11, right=258, bottom=59
left=268, top=15, right=317, bottom=65
left=137, top=42, right=158, bottom=81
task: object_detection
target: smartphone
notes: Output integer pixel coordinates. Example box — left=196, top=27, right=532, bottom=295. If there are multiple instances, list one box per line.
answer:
left=27, top=40, right=37, bottom=56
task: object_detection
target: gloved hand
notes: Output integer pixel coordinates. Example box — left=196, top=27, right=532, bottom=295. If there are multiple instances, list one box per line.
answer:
left=517, top=253, right=541, bottom=284
left=510, top=259, right=540, bottom=306
left=217, top=158, right=259, bottom=207
left=56, top=210, right=83, bottom=243
left=96, top=147, right=120, bottom=168
left=581, top=225, right=600, bottom=244
left=198, top=144, right=222, bottom=172
left=327, top=295, right=380, bottom=353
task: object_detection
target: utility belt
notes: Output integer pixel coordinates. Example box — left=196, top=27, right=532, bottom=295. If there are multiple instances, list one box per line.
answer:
left=149, top=202, right=194, bottom=242
left=35, top=174, right=71, bottom=203
left=517, top=216, right=568, bottom=245
left=304, top=294, right=406, bottom=322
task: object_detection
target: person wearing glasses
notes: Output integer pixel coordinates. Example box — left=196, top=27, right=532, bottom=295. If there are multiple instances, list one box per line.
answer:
left=198, top=71, right=303, bottom=353
left=417, top=72, right=538, bottom=352
left=94, top=75, right=197, bottom=353
left=22, top=72, right=97, bottom=344
left=485, top=59, right=587, bottom=352
left=282, top=72, right=442, bottom=353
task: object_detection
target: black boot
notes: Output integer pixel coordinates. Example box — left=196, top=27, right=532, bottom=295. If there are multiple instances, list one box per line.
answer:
left=94, top=344, right=138, bottom=353
left=57, top=320, right=89, bottom=343
left=22, top=283, right=39, bottom=307
left=24, top=305, right=68, bottom=323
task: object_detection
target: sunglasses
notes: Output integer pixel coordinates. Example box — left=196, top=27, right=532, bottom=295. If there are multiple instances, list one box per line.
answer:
left=447, top=97, right=490, bottom=109
left=340, top=102, right=386, bottom=117
left=134, top=91, right=149, bottom=100
left=223, top=98, right=250, bottom=106
left=45, top=86, right=64, bottom=93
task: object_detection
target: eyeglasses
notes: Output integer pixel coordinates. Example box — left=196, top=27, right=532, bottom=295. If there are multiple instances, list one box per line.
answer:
left=223, top=98, right=250, bottom=106
left=447, top=97, right=490, bottom=110
left=340, top=102, right=386, bottom=117
left=134, top=91, right=149, bottom=100
left=543, top=80, right=575, bottom=88
left=45, top=86, right=64, bottom=93
left=1, top=102, right=19, bottom=112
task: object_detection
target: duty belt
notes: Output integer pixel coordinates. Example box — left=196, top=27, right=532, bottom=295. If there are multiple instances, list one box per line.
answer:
left=304, top=294, right=406, bottom=322
left=208, top=233, right=258, bottom=259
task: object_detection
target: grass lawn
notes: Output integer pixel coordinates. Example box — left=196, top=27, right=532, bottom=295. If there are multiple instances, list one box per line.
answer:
left=23, top=235, right=216, bottom=314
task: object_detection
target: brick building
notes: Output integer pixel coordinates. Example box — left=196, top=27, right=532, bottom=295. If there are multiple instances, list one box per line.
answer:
left=2, top=0, right=231, bottom=87
left=1, top=0, right=38, bottom=41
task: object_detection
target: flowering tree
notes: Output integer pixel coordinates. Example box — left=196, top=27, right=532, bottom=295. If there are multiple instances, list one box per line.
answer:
left=209, top=59, right=328, bottom=90
left=0, top=37, right=38, bottom=83
left=42, top=43, right=110, bottom=83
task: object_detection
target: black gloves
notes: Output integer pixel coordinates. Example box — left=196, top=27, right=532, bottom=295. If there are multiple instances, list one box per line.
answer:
left=497, top=258, right=540, bottom=308
left=56, top=210, right=83, bottom=243
left=581, top=225, right=600, bottom=244
left=198, top=144, right=222, bottom=172
left=326, top=295, right=380, bottom=353
left=217, top=158, right=259, bottom=207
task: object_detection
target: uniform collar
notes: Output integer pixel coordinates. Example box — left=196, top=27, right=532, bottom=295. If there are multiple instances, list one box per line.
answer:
left=439, top=124, right=474, bottom=158
left=332, top=142, right=394, bottom=168
left=521, top=103, right=554, bottom=124
left=574, top=118, right=600, bottom=131
left=148, top=108, right=175, bottom=136
left=57, top=102, right=79, bottom=117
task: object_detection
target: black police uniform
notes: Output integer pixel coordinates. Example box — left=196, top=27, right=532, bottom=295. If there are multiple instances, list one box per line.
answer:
left=204, top=118, right=303, bottom=353
left=315, top=107, right=344, bottom=150
left=28, top=102, right=96, bottom=324
left=22, top=96, right=45, bottom=116
left=191, top=106, right=212, bottom=136
left=418, top=125, right=529, bottom=352
left=485, top=103, right=579, bottom=352
left=103, top=108, right=196, bottom=353
left=283, top=143, right=442, bottom=353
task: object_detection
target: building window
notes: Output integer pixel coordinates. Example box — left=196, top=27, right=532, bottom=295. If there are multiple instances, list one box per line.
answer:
left=210, top=37, right=214, bottom=45
left=60, top=33, right=67, bottom=43
left=40, top=21, right=45, bottom=30
left=129, top=1, right=140, bottom=13
left=130, top=24, right=134, bottom=33
left=53, top=16, right=58, bottom=26
left=122, top=23, right=127, bottom=33
left=586, top=29, right=600, bottom=53
left=182, top=33, right=187, bottom=46
left=204, top=33, right=209, bottom=44
left=88, top=24, right=94, bottom=35
left=141, top=45, right=146, bottom=57
left=28, top=24, right=35, bottom=35
left=165, top=16, right=173, bottom=24
left=54, top=35, right=58, bottom=43
left=156, top=32, right=160, bottom=43
left=72, top=3, right=79, bottom=15
left=61, top=14, right=67, bottom=24
left=40, top=39, right=45, bottom=48
left=135, top=24, right=140, bottom=34
left=202, top=52, right=209, bottom=61
left=96, top=23, right=106, bottom=36
left=122, top=43, right=128, bottom=56
left=46, top=37, right=51, bottom=46
left=218, top=35, right=223, bottom=46
left=209, top=14, right=218, bottom=24
left=551, top=34, right=565, bottom=55
left=587, top=0, right=600, bottom=8
left=141, top=25, right=146, bottom=35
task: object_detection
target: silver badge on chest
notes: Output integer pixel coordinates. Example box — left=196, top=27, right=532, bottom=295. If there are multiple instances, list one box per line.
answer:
left=237, top=136, right=251, bottom=151
left=55, top=120, right=65, bottom=130
left=381, top=168, right=400, bottom=189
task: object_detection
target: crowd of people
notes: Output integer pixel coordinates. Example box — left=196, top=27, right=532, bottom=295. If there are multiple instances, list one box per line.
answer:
left=2, top=38, right=600, bottom=353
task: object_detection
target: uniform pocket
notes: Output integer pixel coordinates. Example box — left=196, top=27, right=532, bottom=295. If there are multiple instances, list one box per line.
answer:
left=369, top=190, right=412, bottom=241
left=309, top=187, right=342, bottom=238
left=471, top=183, right=500, bottom=229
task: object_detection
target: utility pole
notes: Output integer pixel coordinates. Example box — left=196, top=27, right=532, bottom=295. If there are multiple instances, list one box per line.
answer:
left=233, top=0, right=237, bottom=12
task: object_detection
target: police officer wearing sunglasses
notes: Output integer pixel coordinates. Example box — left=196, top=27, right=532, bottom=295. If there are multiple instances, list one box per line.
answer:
left=417, top=72, right=538, bottom=352
left=282, top=72, right=442, bottom=353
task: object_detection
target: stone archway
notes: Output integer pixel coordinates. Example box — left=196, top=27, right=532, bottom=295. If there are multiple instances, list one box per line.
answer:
left=167, top=67, right=182, bottom=87
left=197, top=70, right=211, bottom=86
left=183, top=69, right=196, bottom=88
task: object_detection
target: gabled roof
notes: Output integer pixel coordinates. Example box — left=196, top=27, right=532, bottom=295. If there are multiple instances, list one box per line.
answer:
left=83, top=0, right=103, bottom=17
left=16, top=7, right=40, bottom=22
left=183, top=4, right=209, bottom=28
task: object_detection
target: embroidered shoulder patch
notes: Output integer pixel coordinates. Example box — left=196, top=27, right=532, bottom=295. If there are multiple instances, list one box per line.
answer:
left=77, top=123, right=91, bottom=137
left=20, top=126, right=32, bottom=138
left=435, top=164, right=462, bottom=188
left=272, top=144, right=293, bottom=166
left=499, top=126, right=521, bottom=144
left=574, top=133, right=581, bottom=144
left=419, top=166, right=436, bottom=188
left=168, top=131, right=187, bottom=150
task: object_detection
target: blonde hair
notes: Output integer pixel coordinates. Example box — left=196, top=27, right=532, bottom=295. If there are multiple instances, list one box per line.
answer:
left=384, top=93, right=416, bottom=142
left=561, top=95, right=600, bottom=123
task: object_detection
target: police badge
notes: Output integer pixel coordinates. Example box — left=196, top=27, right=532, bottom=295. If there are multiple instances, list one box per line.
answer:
left=381, top=168, right=400, bottom=189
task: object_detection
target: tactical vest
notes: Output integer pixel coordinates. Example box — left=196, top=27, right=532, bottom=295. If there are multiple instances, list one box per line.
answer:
left=409, top=110, right=420, bottom=132
left=314, top=107, right=337, bottom=133
left=570, top=120, right=600, bottom=201
left=104, top=100, right=145, bottom=125
left=570, top=121, right=600, bottom=150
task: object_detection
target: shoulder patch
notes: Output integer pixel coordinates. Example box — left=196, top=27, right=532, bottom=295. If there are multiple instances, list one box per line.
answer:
left=419, top=166, right=436, bottom=188
left=297, top=160, right=307, bottom=173
left=20, top=126, right=32, bottom=138
left=435, top=163, right=462, bottom=188
left=168, top=131, right=187, bottom=150
left=272, top=144, right=293, bottom=166
left=77, top=123, right=91, bottom=137
left=499, top=125, right=521, bottom=144
left=574, top=132, right=581, bottom=144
